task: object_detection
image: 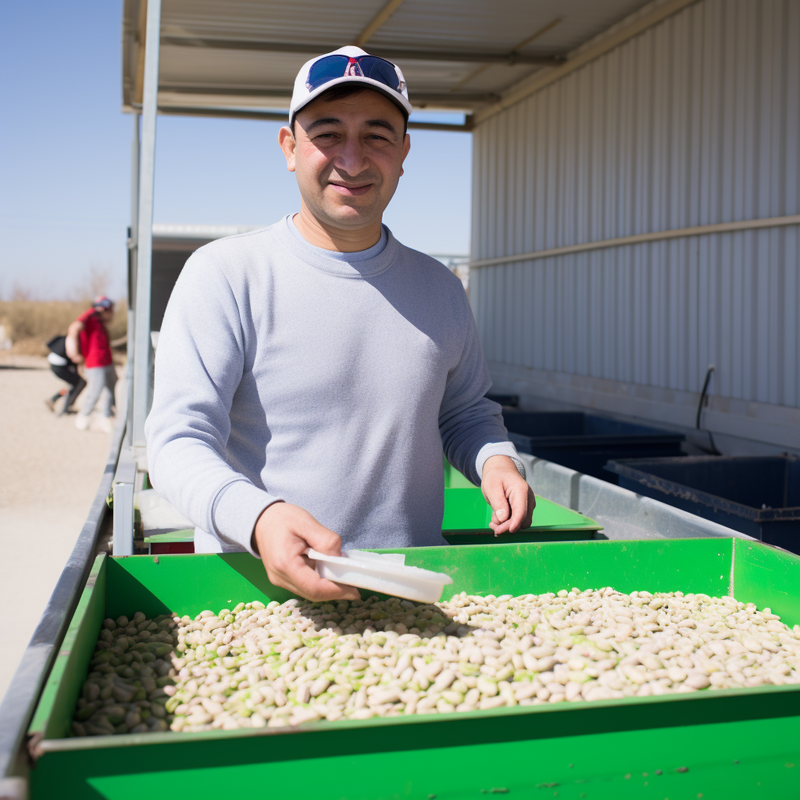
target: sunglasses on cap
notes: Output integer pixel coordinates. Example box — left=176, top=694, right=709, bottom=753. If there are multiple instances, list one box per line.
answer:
left=306, top=54, right=407, bottom=96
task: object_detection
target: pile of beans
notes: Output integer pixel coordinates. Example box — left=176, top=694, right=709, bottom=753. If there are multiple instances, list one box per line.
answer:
left=72, top=588, right=800, bottom=736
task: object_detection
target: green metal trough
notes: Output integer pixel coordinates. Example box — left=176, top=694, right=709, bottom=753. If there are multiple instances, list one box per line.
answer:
left=26, top=538, right=800, bottom=800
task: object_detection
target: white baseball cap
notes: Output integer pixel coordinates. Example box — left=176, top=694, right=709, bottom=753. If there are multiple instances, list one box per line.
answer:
left=290, top=46, right=412, bottom=124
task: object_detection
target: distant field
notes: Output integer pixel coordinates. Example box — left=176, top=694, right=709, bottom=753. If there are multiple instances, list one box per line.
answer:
left=0, top=299, right=128, bottom=355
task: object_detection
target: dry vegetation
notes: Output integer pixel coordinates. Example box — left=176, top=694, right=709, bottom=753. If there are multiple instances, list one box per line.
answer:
left=0, top=299, right=128, bottom=355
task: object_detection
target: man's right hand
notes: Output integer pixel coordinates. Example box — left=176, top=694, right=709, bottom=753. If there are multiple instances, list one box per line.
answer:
left=251, top=502, right=360, bottom=602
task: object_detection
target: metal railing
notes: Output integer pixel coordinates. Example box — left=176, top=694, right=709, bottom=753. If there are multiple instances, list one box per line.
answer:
left=0, top=414, right=127, bottom=796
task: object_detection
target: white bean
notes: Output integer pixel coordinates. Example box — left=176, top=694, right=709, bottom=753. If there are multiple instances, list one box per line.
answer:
left=76, top=588, right=800, bottom=736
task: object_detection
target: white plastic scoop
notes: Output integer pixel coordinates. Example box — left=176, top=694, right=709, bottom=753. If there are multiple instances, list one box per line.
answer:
left=306, top=548, right=453, bottom=603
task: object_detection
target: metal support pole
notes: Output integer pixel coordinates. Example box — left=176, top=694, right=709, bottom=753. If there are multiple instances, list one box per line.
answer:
left=132, top=0, right=162, bottom=447
left=112, top=452, right=136, bottom=555
left=125, top=113, right=140, bottom=448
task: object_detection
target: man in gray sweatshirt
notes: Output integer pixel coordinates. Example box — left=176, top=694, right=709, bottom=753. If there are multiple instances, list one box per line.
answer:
left=145, top=46, right=533, bottom=602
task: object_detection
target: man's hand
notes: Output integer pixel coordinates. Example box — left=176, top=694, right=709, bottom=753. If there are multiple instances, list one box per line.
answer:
left=481, top=455, right=535, bottom=536
left=251, top=502, right=360, bottom=601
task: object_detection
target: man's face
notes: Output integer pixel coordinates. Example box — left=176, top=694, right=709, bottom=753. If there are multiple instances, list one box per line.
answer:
left=280, top=90, right=410, bottom=233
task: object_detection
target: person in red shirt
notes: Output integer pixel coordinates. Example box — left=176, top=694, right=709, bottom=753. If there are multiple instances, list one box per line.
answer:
left=65, top=296, right=117, bottom=433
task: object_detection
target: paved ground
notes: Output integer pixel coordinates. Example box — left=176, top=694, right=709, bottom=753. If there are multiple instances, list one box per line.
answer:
left=0, top=354, right=117, bottom=701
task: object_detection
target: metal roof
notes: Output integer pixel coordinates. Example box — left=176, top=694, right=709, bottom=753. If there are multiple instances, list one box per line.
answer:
left=122, top=0, right=655, bottom=123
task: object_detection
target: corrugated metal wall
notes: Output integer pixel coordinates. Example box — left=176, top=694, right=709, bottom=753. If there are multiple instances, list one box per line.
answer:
left=471, top=0, right=800, bottom=446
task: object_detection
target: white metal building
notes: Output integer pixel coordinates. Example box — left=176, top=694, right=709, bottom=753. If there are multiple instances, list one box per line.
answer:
left=468, top=0, right=800, bottom=454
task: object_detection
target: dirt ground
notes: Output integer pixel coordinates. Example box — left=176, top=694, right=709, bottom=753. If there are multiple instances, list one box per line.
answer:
left=0, top=354, right=117, bottom=701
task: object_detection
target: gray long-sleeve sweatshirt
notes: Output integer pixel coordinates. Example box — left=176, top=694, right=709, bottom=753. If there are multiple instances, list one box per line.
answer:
left=145, top=216, right=521, bottom=555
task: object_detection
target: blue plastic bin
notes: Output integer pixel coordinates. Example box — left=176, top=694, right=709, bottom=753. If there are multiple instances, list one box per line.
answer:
left=606, top=455, right=800, bottom=554
left=486, top=392, right=519, bottom=407
left=502, top=411, right=685, bottom=483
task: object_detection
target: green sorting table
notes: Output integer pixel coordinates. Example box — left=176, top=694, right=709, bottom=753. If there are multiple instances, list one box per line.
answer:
left=443, top=458, right=477, bottom=489
left=443, top=487, right=603, bottom=544
left=142, top=486, right=602, bottom=552
left=28, top=539, right=800, bottom=799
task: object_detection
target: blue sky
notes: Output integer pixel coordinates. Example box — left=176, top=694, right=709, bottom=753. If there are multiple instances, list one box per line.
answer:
left=0, top=1, right=472, bottom=301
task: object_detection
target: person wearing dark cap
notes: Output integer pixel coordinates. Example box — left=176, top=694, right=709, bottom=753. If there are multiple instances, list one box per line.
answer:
left=146, top=47, right=534, bottom=600
left=66, top=295, right=117, bottom=433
